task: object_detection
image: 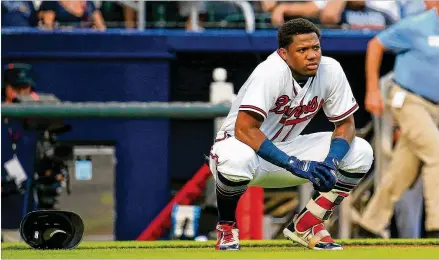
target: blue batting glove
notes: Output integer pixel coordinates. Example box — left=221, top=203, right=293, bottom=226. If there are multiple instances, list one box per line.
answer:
left=322, top=156, right=340, bottom=171
left=286, top=156, right=327, bottom=189
left=313, top=156, right=338, bottom=192
left=318, top=155, right=340, bottom=176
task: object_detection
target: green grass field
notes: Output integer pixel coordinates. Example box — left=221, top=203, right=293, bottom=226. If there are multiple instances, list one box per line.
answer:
left=2, top=239, right=439, bottom=259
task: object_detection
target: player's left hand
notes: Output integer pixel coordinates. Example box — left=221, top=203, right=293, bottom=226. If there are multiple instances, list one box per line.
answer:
left=313, top=156, right=339, bottom=192
left=319, top=156, right=340, bottom=172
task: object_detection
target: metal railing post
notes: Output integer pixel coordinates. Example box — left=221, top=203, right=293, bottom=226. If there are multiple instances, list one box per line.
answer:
left=190, top=4, right=201, bottom=32
left=138, top=0, right=146, bottom=30
left=232, top=1, right=255, bottom=33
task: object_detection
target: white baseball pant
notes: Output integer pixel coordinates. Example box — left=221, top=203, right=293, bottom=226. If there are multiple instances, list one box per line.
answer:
left=209, top=132, right=374, bottom=188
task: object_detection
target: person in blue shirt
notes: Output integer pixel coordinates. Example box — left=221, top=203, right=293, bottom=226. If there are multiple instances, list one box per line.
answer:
left=39, top=1, right=106, bottom=30
left=368, top=0, right=427, bottom=239
left=1, top=1, right=37, bottom=27
left=318, top=1, right=400, bottom=29
left=398, top=0, right=426, bottom=18
left=361, top=1, right=439, bottom=238
left=2, top=64, right=39, bottom=229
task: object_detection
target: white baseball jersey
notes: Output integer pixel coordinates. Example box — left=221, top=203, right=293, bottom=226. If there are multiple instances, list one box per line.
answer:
left=216, top=51, right=358, bottom=143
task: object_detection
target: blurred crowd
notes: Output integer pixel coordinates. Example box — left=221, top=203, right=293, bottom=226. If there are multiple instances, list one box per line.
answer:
left=1, top=0, right=427, bottom=31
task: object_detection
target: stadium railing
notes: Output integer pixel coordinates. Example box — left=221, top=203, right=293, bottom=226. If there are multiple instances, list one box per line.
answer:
left=1, top=102, right=230, bottom=119
left=113, top=0, right=255, bottom=32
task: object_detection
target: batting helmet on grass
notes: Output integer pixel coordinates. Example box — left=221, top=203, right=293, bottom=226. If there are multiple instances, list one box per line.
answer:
left=20, top=210, right=84, bottom=249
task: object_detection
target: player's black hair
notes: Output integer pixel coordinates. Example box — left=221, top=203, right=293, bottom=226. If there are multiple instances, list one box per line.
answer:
left=277, top=18, right=321, bottom=49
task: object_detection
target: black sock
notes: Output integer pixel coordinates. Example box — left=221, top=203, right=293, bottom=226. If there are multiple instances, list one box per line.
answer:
left=216, top=192, right=241, bottom=223
left=215, top=172, right=249, bottom=223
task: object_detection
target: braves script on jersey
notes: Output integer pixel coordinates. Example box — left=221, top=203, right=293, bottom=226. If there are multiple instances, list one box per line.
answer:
left=217, top=51, right=358, bottom=142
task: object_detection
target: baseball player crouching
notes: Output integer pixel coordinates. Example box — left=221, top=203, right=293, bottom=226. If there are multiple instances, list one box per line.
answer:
left=209, top=18, right=373, bottom=251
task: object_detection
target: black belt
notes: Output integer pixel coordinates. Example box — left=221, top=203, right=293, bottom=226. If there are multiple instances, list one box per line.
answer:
left=393, top=80, right=439, bottom=105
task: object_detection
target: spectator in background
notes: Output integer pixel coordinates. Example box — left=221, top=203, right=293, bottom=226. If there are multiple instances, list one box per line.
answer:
left=360, top=1, right=439, bottom=238
left=100, top=1, right=138, bottom=29
left=362, top=0, right=425, bottom=239
left=398, top=0, right=426, bottom=18
left=205, top=1, right=271, bottom=29
left=261, top=1, right=321, bottom=27
left=2, top=64, right=36, bottom=103
left=2, top=64, right=39, bottom=230
left=390, top=125, right=424, bottom=238
left=318, top=0, right=399, bottom=29
left=378, top=0, right=426, bottom=239
left=1, top=1, right=38, bottom=27
left=178, top=1, right=207, bottom=31
left=100, top=1, right=126, bottom=28
left=38, top=1, right=106, bottom=30
left=115, top=1, right=205, bottom=31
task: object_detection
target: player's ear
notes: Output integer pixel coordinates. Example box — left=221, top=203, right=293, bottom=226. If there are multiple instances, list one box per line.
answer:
left=278, top=48, right=288, bottom=61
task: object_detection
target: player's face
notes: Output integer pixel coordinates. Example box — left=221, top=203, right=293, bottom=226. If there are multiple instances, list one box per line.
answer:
left=283, top=33, right=321, bottom=77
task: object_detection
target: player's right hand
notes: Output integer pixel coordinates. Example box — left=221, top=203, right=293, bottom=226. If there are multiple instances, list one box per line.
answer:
left=365, top=89, right=384, bottom=116
left=286, top=156, right=333, bottom=191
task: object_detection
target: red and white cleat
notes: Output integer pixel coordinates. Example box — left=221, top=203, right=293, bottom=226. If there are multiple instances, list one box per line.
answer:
left=283, top=215, right=343, bottom=250
left=216, top=222, right=240, bottom=250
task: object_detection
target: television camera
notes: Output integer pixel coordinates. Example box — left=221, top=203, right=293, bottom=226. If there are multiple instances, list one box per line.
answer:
left=5, top=93, right=74, bottom=210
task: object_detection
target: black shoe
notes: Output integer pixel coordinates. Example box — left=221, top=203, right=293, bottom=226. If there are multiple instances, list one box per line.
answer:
left=356, top=225, right=383, bottom=239
left=426, top=230, right=439, bottom=238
